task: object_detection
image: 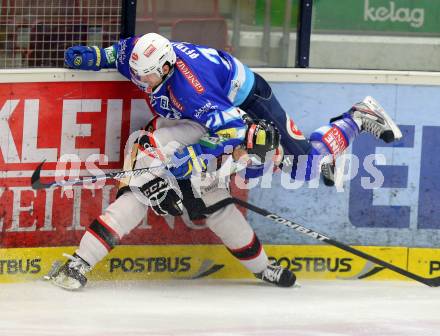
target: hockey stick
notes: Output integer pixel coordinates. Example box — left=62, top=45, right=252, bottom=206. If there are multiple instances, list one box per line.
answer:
left=204, top=197, right=440, bottom=287
left=31, top=161, right=165, bottom=190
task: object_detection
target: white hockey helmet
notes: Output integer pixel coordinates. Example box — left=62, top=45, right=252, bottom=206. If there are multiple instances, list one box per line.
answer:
left=129, top=33, right=176, bottom=80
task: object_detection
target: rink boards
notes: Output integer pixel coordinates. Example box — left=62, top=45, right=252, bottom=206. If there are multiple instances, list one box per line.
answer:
left=1, top=69, right=440, bottom=284
left=1, top=245, right=440, bottom=283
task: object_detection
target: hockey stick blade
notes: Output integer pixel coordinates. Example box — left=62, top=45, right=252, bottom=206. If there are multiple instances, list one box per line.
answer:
left=31, top=161, right=165, bottom=190
left=31, top=160, right=100, bottom=190
left=229, top=198, right=440, bottom=287
left=31, top=161, right=50, bottom=189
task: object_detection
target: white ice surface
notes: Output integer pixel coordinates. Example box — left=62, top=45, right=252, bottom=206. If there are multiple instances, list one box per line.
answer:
left=1, top=279, right=440, bottom=336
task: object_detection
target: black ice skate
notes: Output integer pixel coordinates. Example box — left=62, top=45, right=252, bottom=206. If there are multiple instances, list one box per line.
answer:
left=255, top=262, right=296, bottom=287
left=322, top=96, right=403, bottom=186
left=46, top=253, right=91, bottom=290
left=348, top=96, right=402, bottom=143
left=320, top=161, right=335, bottom=187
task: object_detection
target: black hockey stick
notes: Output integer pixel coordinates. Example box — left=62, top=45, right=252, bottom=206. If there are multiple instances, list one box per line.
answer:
left=204, top=197, right=440, bottom=287
left=31, top=161, right=164, bottom=190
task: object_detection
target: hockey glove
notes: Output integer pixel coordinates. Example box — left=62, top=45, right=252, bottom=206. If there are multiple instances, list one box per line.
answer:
left=239, top=145, right=284, bottom=179
left=64, top=45, right=115, bottom=71
left=168, top=144, right=211, bottom=179
left=139, top=177, right=184, bottom=216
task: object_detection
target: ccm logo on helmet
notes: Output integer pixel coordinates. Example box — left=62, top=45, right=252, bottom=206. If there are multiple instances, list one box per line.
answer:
left=144, top=44, right=157, bottom=57
left=131, top=52, right=139, bottom=61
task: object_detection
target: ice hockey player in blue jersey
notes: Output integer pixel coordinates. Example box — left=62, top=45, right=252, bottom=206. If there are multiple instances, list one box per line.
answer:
left=64, top=33, right=402, bottom=184
left=50, top=33, right=403, bottom=291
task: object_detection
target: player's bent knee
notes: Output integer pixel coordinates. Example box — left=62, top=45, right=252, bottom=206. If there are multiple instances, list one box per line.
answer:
left=102, top=193, right=149, bottom=237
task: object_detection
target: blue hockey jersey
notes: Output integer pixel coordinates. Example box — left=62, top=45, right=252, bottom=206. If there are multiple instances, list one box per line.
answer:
left=113, top=37, right=255, bottom=158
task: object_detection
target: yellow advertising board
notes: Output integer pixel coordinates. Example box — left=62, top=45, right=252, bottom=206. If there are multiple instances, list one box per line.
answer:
left=1, top=245, right=439, bottom=284
left=407, top=248, right=440, bottom=279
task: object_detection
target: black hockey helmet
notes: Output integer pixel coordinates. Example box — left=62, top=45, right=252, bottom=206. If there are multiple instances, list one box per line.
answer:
left=244, top=118, right=280, bottom=164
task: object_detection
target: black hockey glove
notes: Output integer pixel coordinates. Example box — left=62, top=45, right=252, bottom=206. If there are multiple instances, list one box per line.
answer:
left=139, top=177, right=184, bottom=216
left=244, top=117, right=281, bottom=163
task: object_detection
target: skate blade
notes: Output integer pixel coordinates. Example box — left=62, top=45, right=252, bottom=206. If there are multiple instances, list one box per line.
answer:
left=362, top=96, right=403, bottom=140
left=51, top=276, right=83, bottom=291
left=43, top=260, right=63, bottom=281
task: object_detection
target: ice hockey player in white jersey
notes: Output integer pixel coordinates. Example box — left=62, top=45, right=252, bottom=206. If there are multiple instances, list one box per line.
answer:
left=49, top=33, right=403, bottom=290
left=49, top=116, right=295, bottom=290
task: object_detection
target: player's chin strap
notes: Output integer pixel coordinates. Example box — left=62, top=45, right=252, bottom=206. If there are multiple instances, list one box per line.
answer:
left=202, top=197, right=440, bottom=288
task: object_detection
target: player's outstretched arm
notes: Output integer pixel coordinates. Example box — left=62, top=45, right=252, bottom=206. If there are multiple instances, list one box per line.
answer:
left=167, top=117, right=282, bottom=180
left=64, top=45, right=117, bottom=71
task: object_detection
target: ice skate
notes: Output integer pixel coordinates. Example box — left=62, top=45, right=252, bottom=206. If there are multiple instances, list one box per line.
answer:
left=322, top=96, right=403, bottom=186
left=347, top=95, right=402, bottom=143
left=255, top=262, right=296, bottom=287
left=46, top=253, right=91, bottom=290
left=321, top=161, right=335, bottom=187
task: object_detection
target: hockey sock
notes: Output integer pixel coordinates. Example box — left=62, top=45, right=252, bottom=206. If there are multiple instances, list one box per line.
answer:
left=227, top=233, right=269, bottom=274
left=311, top=113, right=360, bottom=155
left=290, top=113, right=360, bottom=180
left=75, top=216, right=120, bottom=267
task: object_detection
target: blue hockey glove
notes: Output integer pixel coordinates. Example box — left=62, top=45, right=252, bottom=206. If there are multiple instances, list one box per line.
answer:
left=168, top=144, right=211, bottom=179
left=64, top=45, right=113, bottom=71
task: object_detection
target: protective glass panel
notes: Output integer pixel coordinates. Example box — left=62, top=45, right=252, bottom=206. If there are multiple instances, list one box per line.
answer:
left=310, top=0, right=440, bottom=71
left=0, top=0, right=121, bottom=68
left=135, top=0, right=298, bottom=67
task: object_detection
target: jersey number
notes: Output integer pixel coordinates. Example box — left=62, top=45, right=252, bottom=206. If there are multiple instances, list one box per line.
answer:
left=198, top=47, right=231, bottom=70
